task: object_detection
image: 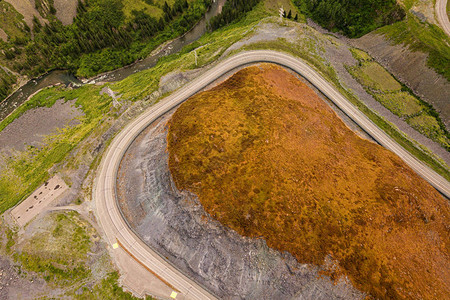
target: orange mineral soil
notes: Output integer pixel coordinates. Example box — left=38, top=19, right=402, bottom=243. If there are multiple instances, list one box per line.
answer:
left=167, top=64, right=450, bottom=299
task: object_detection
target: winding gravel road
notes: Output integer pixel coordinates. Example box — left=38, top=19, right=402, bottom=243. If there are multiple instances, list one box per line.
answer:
left=436, top=0, right=450, bottom=36
left=94, top=50, right=450, bottom=300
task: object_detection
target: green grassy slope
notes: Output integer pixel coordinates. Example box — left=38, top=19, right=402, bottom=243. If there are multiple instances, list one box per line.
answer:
left=378, top=11, right=450, bottom=81
left=347, top=48, right=450, bottom=150
left=0, top=1, right=30, bottom=42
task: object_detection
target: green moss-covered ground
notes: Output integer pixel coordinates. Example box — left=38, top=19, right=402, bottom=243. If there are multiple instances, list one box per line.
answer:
left=15, top=212, right=93, bottom=285
left=0, top=210, right=152, bottom=298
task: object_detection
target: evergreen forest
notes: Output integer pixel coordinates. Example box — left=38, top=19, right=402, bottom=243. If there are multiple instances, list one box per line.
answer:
left=1, top=0, right=211, bottom=80
left=209, top=0, right=260, bottom=30
left=294, top=0, right=405, bottom=37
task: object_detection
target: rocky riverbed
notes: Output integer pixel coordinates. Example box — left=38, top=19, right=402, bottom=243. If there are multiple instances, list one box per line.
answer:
left=117, top=112, right=364, bottom=299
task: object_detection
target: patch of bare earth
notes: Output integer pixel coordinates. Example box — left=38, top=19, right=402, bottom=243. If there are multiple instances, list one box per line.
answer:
left=0, top=253, right=51, bottom=299
left=3, top=0, right=45, bottom=27
left=0, top=99, right=83, bottom=153
left=0, top=28, right=8, bottom=42
left=399, top=0, right=439, bottom=25
left=11, top=175, right=69, bottom=228
left=53, top=0, right=78, bottom=25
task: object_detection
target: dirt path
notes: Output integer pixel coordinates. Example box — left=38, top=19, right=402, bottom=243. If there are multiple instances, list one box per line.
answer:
left=0, top=28, right=7, bottom=42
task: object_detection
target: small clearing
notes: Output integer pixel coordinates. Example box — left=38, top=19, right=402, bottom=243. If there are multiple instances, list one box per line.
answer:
left=10, top=175, right=68, bottom=227
left=350, top=61, right=401, bottom=91
left=122, top=0, right=162, bottom=21
left=403, top=0, right=439, bottom=25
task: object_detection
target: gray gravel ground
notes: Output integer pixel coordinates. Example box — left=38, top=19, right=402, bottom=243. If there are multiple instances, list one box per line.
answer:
left=0, top=99, right=83, bottom=153
left=0, top=254, right=50, bottom=300
left=53, top=0, right=78, bottom=25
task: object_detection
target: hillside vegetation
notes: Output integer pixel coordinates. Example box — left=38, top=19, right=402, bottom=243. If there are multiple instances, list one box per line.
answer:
left=377, top=10, right=450, bottom=81
left=0, top=0, right=264, bottom=103
left=347, top=48, right=450, bottom=150
left=0, top=84, right=112, bottom=213
left=293, top=0, right=405, bottom=37
left=168, top=64, right=450, bottom=299
left=0, top=67, right=16, bottom=101
left=1, top=0, right=447, bottom=215
left=0, top=209, right=153, bottom=298
left=209, top=0, right=260, bottom=30
left=15, top=212, right=93, bottom=285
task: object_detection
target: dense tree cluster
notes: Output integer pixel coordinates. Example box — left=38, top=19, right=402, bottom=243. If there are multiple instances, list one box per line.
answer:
left=2, top=0, right=211, bottom=79
left=294, top=0, right=405, bottom=37
left=209, top=0, right=260, bottom=30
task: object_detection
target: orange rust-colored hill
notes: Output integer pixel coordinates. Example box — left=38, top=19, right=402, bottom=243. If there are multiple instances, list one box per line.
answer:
left=167, top=64, right=450, bottom=299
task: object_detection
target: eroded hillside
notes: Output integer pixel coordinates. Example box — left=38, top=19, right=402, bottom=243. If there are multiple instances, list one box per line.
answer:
left=168, top=64, right=450, bottom=299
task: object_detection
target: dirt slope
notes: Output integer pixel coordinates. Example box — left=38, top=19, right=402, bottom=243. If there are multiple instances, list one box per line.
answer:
left=3, top=0, right=44, bottom=27
left=4, top=0, right=78, bottom=27
left=168, top=64, right=450, bottom=299
left=53, top=0, right=78, bottom=25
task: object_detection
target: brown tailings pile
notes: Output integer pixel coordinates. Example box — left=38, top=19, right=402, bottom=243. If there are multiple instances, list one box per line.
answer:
left=168, top=64, right=450, bottom=299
